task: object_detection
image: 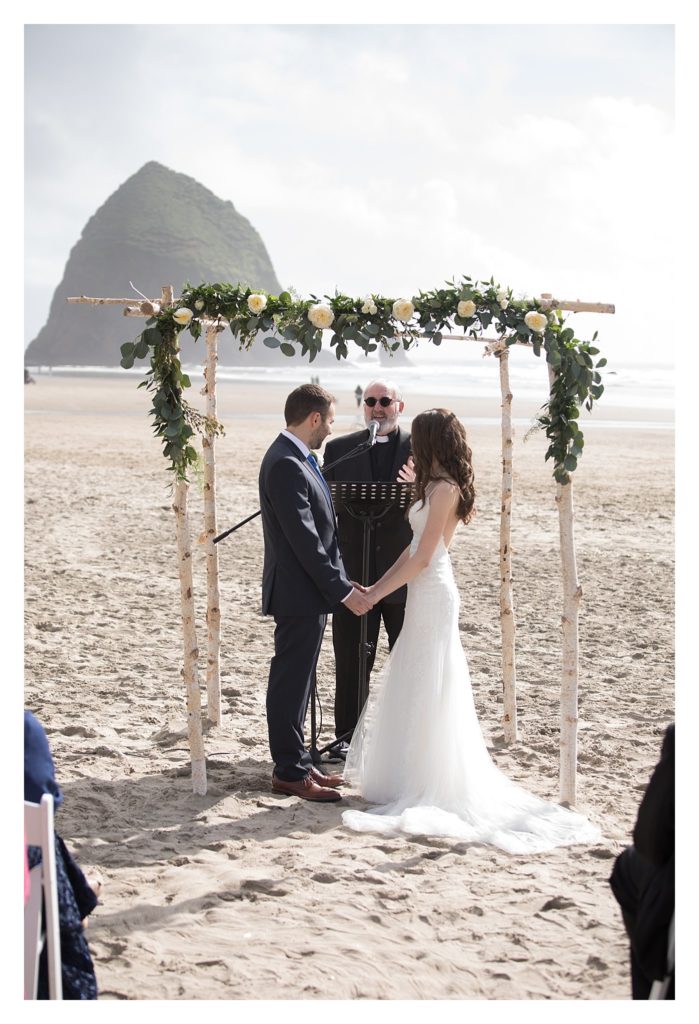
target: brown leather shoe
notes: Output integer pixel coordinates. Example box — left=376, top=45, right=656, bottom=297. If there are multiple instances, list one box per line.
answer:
left=309, top=765, right=344, bottom=788
left=272, top=773, right=342, bottom=802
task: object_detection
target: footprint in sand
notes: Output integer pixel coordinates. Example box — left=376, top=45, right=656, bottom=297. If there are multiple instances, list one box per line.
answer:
left=540, top=896, right=577, bottom=912
left=58, top=725, right=98, bottom=737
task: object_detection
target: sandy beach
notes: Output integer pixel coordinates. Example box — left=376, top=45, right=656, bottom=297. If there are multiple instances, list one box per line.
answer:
left=24, top=373, right=674, bottom=1002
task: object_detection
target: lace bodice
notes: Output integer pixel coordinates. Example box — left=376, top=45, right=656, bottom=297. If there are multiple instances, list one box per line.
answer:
left=408, top=496, right=451, bottom=581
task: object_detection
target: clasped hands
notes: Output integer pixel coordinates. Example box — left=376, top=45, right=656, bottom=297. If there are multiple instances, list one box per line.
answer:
left=344, top=581, right=377, bottom=616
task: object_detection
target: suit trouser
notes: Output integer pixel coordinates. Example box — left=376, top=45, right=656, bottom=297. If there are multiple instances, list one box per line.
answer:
left=267, top=614, right=327, bottom=781
left=332, top=599, right=405, bottom=740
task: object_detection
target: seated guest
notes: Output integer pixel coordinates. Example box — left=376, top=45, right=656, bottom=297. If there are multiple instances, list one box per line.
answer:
left=609, top=723, right=674, bottom=999
left=24, top=710, right=99, bottom=999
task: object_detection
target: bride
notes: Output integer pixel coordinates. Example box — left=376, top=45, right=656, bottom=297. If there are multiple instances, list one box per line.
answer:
left=342, top=408, right=600, bottom=854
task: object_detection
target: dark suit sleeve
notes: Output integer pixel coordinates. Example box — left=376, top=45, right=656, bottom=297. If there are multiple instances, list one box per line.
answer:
left=632, top=725, right=674, bottom=866
left=266, top=456, right=351, bottom=605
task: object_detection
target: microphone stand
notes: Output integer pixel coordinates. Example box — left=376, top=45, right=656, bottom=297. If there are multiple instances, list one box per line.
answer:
left=213, top=431, right=377, bottom=543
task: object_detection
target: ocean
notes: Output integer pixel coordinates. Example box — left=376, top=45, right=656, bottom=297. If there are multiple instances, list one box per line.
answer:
left=26, top=345, right=673, bottom=430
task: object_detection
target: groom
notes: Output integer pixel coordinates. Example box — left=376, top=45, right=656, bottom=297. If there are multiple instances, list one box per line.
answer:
left=259, top=384, right=373, bottom=802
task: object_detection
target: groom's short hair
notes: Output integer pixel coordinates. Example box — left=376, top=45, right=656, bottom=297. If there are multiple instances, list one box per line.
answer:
left=285, top=383, right=336, bottom=426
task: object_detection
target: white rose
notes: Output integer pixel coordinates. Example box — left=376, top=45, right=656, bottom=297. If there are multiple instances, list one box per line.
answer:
left=457, top=299, right=476, bottom=318
left=499, top=299, right=509, bottom=309
left=361, top=295, right=377, bottom=315
left=173, top=307, right=193, bottom=326
left=392, top=298, right=415, bottom=322
left=247, top=293, right=267, bottom=314
left=524, top=310, right=548, bottom=333
left=194, top=298, right=206, bottom=311
left=307, top=303, right=335, bottom=329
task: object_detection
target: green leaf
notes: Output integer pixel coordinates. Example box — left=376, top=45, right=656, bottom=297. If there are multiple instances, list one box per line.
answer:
left=263, top=336, right=281, bottom=348
left=120, top=354, right=135, bottom=369
left=279, top=291, right=292, bottom=304
left=143, top=327, right=162, bottom=347
left=134, top=337, right=150, bottom=360
left=120, top=341, right=135, bottom=357
left=596, top=357, right=607, bottom=367
left=280, top=343, right=296, bottom=357
left=365, top=323, right=380, bottom=336
left=165, top=420, right=183, bottom=438
left=564, top=454, right=578, bottom=473
left=432, top=332, right=443, bottom=345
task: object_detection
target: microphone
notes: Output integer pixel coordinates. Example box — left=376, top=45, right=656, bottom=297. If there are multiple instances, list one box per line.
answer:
left=368, top=420, right=379, bottom=445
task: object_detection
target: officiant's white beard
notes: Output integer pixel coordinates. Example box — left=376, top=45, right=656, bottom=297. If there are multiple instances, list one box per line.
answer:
left=367, top=411, right=400, bottom=436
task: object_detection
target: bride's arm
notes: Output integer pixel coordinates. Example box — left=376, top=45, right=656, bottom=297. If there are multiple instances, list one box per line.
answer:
left=367, top=483, right=457, bottom=603
left=367, top=544, right=412, bottom=595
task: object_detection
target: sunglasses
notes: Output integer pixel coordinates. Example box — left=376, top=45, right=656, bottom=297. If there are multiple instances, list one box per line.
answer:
left=364, top=396, right=396, bottom=408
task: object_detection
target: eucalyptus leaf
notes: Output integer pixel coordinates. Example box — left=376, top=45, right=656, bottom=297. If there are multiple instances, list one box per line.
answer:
left=134, top=337, right=150, bottom=360
left=280, top=343, right=296, bottom=357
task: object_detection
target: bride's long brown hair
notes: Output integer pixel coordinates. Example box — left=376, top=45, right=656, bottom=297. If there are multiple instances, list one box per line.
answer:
left=409, top=409, right=476, bottom=524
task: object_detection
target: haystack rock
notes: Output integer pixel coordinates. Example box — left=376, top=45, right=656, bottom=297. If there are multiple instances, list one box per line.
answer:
left=24, top=161, right=303, bottom=367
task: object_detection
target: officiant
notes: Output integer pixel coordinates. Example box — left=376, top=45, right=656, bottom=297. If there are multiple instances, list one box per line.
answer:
left=323, top=379, right=414, bottom=758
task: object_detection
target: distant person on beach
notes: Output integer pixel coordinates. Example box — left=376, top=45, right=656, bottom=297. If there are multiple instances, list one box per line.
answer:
left=609, top=724, right=675, bottom=998
left=258, top=384, right=372, bottom=802
left=24, top=710, right=100, bottom=999
left=323, top=379, right=414, bottom=759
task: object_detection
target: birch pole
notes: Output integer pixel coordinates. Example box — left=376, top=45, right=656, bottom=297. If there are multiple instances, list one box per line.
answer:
left=548, top=361, right=582, bottom=807
left=173, top=477, right=207, bottom=795
left=165, top=283, right=206, bottom=795
left=497, top=348, right=518, bottom=743
left=202, top=321, right=223, bottom=725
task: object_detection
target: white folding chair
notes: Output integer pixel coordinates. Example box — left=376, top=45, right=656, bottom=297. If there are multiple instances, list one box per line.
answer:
left=24, top=795, right=62, bottom=999
left=649, top=910, right=675, bottom=1000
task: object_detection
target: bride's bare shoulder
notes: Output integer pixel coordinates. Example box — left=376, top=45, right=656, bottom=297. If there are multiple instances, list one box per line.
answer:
left=427, top=477, right=459, bottom=503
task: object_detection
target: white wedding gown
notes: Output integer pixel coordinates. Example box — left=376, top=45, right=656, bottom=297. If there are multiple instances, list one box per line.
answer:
left=342, top=496, right=601, bottom=854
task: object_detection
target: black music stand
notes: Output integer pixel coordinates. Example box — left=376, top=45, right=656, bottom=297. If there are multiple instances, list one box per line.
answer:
left=309, top=480, right=414, bottom=764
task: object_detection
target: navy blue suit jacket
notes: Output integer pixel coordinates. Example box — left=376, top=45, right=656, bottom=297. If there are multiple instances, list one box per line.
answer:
left=259, top=433, right=352, bottom=617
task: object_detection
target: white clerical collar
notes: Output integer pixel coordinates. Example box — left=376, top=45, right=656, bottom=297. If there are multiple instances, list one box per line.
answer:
left=374, top=435, right=390, bottom=443
left=281, top=429, right=310, bottom=458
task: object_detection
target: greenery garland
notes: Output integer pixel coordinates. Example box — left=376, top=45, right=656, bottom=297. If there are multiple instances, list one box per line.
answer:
left=120, top=276, right=606, bottom=484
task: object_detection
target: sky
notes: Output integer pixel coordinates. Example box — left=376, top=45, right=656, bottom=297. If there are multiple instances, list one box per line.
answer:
left=23, top=16, right=675, bottom=368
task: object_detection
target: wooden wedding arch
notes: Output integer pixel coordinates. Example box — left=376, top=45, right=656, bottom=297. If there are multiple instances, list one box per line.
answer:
left=68, top=281, right=613, bottom=804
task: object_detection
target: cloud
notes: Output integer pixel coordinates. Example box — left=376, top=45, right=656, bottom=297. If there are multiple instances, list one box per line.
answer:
left=24, top=24, right=674, bottom=363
